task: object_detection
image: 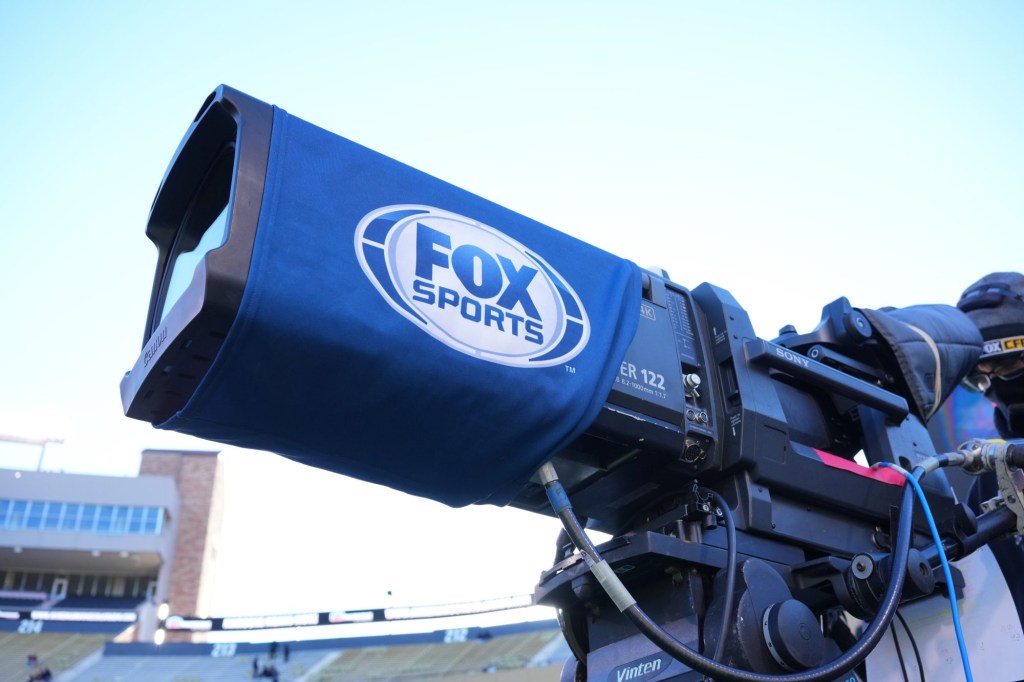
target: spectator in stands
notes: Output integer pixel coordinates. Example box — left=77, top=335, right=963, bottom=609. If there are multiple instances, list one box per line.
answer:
left=26, top=667, right=51, bottom=682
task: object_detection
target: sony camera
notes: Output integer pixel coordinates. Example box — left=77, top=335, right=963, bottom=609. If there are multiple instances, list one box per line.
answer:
left=123, top=86, right=1024, bottom=680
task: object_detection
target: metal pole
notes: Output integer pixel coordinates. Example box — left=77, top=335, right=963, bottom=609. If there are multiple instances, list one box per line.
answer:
left=0, top=434, right=65, bottom=471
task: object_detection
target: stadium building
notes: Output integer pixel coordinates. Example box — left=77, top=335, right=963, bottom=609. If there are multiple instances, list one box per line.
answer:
left=0, top=448, right=223, bottom=643
left=0, top=448, right=567, bottom=681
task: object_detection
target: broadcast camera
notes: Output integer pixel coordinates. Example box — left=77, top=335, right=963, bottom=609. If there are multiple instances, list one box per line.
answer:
left=121, top=86, right=1024, bottom=681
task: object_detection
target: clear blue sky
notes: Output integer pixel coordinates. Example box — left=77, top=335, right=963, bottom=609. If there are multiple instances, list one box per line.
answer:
left=1, top=1, right=1022, bottom=630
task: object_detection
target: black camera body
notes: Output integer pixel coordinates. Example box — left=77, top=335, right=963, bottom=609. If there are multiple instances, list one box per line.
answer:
left=520, top=272, right=977, bottom=678
left=512, top=271, right=950, bottom=542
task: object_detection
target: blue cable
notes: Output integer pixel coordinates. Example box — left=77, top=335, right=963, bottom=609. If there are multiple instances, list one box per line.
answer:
left=876, top=462, right=973, bottom=682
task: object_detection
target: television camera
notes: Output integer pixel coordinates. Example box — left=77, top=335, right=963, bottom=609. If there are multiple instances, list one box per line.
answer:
left=121, top=85, right=1024, bottom=681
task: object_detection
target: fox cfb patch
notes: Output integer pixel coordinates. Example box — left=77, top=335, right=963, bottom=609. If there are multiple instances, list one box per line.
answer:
left=155, top=104, right=640, bottom=507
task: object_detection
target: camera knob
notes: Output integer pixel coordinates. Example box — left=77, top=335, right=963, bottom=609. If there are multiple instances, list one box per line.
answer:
left=761, top=599, right=825, bottom=672
left=843, top=310, right=873, bottom=341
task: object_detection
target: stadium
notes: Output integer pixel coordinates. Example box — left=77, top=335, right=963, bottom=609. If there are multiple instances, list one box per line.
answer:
left=0, top=447, right=570, bottom=682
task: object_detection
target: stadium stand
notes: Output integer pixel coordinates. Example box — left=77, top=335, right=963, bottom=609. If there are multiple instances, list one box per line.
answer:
left=0, top=632, right=108, bottom=682
left=51, top=596, right=145, bottom=610
left=18, top=621, right=570, bottom=682
left=61, top=647, right=329, bottom=682
left=0, top=592, right=46, bottom=609
left=309, top=627, right=566, bottom=681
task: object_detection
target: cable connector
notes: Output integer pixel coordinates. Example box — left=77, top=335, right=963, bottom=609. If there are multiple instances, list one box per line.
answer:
left=957, top=439, right=1024, bottom=535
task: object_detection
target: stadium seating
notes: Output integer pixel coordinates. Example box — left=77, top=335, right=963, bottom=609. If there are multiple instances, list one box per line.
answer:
left=0, top=591, right=47, bottom=609
left=1, top=620, right=570, bottom=681
left=49, top=596, right=144, bottom=610
left=63, top=648, right=329, bottom=682
left=0, top=622, right=571, bottom=682
left=0, top=632, right=108, bottom=682
left=307, top=628, right=567, bottom=681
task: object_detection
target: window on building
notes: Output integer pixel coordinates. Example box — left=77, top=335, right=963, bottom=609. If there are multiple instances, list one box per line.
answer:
left=96, top=506, right=115, bottom=534
left=42, top=502, right=63, bottom=530
left=0, top=498, right=166, bottom=535
left=61, top=503, right=81, bottom=531
left=80, top=504, right=99, bottom=532
left=126, top=507, right=141, bottom=534
left=24, top=501, right=45, bottom=529
left=8, top=500, right=28, bottom=528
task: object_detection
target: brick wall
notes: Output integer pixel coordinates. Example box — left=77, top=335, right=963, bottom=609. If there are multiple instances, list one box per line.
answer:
left=140, top=449, right=223, bottom=641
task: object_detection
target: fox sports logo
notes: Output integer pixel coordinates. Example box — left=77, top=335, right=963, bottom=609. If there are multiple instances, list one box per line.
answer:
left=355, top=205, right=590, bottom=367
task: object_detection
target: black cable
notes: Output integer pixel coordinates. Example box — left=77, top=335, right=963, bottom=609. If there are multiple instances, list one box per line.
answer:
left=540, top=463, right=918, bottom=681
left=554, top=528, right=571, bottom=564
left=708, top=489, right=737, bottom=664
left=889, top=620, right=911, bottom=682
left=556, top=607, right=587, bottom=670
left=1005, top=442, right=1024, bottom=468
left=894, top=611, right=925, bottom=682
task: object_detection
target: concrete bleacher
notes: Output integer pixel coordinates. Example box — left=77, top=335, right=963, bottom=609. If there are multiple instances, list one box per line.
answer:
left=308, top=628, right=568, bottom=681
left=63, top=648, right=330, bottom=682
left=0, top=620, right=570, bottom=682
left=0, top=591, right=47, bottom=609
left=53, top=596, right=144, bottom=610
left=0, top=632, right=109, bottom=682
left=451, top=669, right=564, bottom=682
